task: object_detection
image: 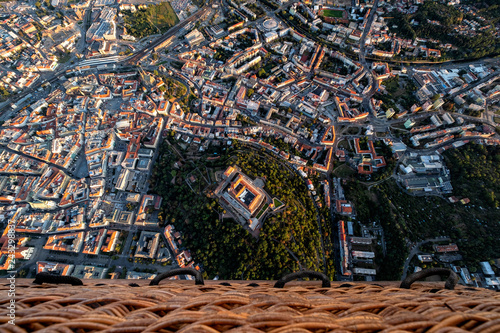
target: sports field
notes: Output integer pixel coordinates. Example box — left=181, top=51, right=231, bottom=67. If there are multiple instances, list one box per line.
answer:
left=322, top=9, right=344, bottom=18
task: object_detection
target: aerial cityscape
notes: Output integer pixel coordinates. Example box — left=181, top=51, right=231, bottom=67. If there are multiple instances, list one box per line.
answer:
left=0, top=0, right=499, bottom=291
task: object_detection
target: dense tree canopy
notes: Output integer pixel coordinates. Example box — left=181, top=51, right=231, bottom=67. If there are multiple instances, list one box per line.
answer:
left=444, top=143, right=500, bottom=209
left=388, top=1, right=500, bottom=59
left=149, top=142, right=335, bottom=279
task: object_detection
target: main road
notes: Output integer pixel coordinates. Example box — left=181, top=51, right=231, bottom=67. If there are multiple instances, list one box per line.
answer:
left=359, top=0, right=380, bottom=118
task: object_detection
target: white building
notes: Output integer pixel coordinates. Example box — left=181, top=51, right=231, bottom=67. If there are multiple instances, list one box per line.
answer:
left=185, top=29, right=205, bottom=47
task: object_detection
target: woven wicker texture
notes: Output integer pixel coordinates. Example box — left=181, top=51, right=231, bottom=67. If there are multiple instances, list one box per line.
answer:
left=0, top=280, right=499, bottom=333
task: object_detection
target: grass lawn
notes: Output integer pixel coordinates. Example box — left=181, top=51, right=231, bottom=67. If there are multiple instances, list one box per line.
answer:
left=256, top=203, right=269, bottom=219
left=58, top=53, right=71, bottom=63
left=273, top=198, right=284, bottom=208
left=149, top=2, right=179, bottom=29
left=337, top=139, right=351, bottom=151
left=494, top=116, right=500, bottom=124
left=322, top=9, right=344, bottom=18
left=123, top=2, right=179, bottom=38
left=333, top=164, right=356, bottom=178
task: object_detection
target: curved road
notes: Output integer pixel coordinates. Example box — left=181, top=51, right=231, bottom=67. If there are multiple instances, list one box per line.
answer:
left=401, top=237, right=451, bottom=280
